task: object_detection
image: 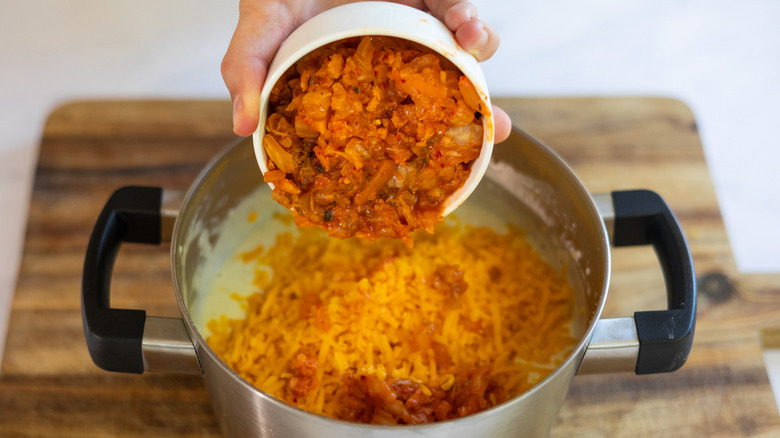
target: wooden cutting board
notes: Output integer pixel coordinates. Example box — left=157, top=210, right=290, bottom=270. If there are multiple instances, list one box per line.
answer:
left=1, top=98, right=779, bottom=437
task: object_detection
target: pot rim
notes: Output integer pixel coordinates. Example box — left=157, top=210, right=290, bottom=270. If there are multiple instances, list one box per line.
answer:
left=170, top=129, right=611, bottom=429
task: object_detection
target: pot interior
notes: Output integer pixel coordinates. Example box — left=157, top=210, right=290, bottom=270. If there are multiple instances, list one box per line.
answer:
left=173, top=130, right=609, bottom=390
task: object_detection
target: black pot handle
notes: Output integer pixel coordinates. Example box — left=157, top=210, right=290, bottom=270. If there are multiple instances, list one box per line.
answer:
left=82, top=186, right=162, bottom=374
left=611, top=189, right=696, bottom=374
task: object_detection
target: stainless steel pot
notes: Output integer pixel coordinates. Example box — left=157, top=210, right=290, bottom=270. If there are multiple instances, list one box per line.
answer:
left=82, top=128, right=696, bottom=437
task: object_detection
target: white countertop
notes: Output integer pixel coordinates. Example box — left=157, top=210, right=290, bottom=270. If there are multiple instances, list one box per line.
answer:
left=2, top=0, right=779, bottom=401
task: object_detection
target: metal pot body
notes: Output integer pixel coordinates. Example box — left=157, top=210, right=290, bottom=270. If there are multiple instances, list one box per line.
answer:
left=82, top=129, right=696, bottom=437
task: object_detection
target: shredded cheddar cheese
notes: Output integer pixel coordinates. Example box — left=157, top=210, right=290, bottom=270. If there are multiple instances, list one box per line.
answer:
left=206, top=219, right=576, bottom=424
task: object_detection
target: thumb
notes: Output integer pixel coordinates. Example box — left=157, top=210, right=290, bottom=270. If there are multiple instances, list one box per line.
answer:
left=221, top=1, right=297, bottom=136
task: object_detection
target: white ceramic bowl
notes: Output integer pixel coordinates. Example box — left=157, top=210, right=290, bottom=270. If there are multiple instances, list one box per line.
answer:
left=252, top=1, right=495, bottom=216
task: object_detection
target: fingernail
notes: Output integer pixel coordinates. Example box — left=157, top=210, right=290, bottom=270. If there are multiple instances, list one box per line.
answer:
left=457, top=2, right=475, bottom=22
left=232, top=96, right=244, bottom=132
left=468, top=27, right=488, bottom=57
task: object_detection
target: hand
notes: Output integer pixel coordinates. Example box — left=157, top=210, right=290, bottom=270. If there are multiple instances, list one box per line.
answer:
left=221, top=0, right=512, bottom=142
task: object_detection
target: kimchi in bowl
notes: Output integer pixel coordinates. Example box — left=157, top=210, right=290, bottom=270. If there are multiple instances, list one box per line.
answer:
left=252, top=2, right=495, bottom=244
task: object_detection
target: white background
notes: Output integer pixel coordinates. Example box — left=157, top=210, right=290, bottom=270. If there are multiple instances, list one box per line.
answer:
left=1, top=0, right=779, bottom=404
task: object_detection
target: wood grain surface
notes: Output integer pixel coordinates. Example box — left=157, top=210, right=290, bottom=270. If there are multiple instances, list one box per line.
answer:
left=1, top=98, right=778, bottom=437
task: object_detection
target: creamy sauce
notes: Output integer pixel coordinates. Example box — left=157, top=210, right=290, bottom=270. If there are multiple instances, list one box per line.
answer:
left=191, top=189, right=294, bottom=334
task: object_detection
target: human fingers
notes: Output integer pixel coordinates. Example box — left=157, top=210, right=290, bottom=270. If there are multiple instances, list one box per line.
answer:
left=222, top=0, right=300, bottom=136
left=422, top=0, right=500, bottom=61
left=492, top=104, right=511, bottom=143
